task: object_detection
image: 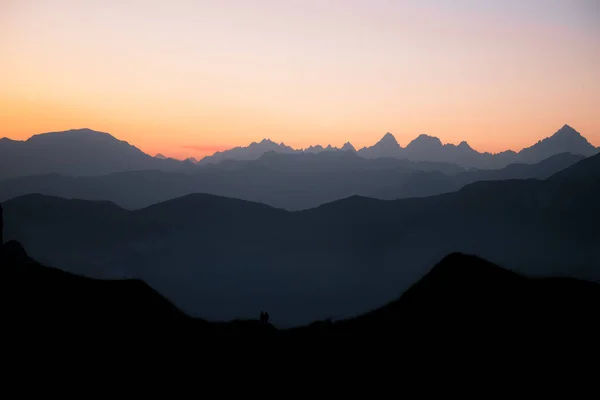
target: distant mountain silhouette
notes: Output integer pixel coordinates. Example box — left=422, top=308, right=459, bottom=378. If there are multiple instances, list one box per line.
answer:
left=404, top=134, right=445, bottom=156
left=3, top=152, right=599, bottom=326
left=197, top=138, right=297, bottom=165
left=195, top=124, right=597, bottom=169
left=0, top=128, right=183, bottom=179
left=304, top=145, right=326, bottom=153
left=341, top=142, right=356, bottom=152
left=183, top=157, right=199, bottom=164
left=401, top=134, right=512, bottom=168
left=357, top=132, right=402, bottom=159
left=1, top=125, right=596, bottom=180
left=517, top=124, right=598, bottom=164
left=0, top=152, right=582, bottom=211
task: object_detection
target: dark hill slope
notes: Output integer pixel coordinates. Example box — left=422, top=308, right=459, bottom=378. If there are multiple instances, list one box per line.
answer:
left=2, top=243, right=600, bottom=339
left=0, top=240, right=190, bottom=325
left=300, top=253, right=600, bottom=336
left=548, top=149, right=600, bottom=183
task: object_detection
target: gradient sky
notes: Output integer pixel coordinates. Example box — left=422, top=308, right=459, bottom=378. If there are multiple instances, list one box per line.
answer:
left=1, top=0, right=598, bottom=159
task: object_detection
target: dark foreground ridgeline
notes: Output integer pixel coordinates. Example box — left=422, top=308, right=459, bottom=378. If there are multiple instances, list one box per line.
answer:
left=2, top=240, right=599, bottom=337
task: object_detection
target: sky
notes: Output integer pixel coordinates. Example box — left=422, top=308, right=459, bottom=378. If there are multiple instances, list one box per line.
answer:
left=1, top=0, right=598, bottom=159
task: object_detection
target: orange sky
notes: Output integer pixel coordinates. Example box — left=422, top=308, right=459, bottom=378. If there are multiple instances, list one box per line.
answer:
left=1, top=0, right=598, bottom=159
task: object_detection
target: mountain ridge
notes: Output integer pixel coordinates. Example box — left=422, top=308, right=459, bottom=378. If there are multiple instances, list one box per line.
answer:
left=0, top=152, right=582, bottom=211
left=3, top=124, right=597, bottom=175
left=0, top=128, right=184, bottom=180
left=195, top=124, right=598, bottom=168
left=3, top=152, right=598, bottom=325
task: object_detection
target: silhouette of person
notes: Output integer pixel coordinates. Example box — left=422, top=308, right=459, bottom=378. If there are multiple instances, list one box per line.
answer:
left=264, top=311, right=269, bottom=325
left=259, top=311, right=265, bottom=323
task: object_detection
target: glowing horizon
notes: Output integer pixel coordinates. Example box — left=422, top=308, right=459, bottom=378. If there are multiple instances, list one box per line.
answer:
left=1, top=0, right=598, bottom=159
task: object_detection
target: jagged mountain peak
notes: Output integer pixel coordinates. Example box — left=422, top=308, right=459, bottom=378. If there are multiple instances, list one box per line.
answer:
left=553, top=124, right=582, bottom=139
left=355, top=132, right=402, bottom=158
left=306, top=145, right=324, bottom=151
left=259, top=138, right=276, bottom=145
left=379, top=132, right=397, bottom=142
left=341, top=142, right=356, bottom=151
left=374, top=132, right=400, bottom=148
left=517, top=124, right=596, bottom=163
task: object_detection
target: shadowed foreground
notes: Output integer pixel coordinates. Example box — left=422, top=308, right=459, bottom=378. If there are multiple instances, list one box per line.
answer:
left=2, top=240, right=599, bottom=340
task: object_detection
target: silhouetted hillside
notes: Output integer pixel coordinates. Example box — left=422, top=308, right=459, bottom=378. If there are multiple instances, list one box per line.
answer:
left=313, top=253, right=600, bottom=336
left=3, top=242, right=599, bottom=337
left=0, top=240, right=190, bottom=325
left=548, top=150, right=600, bottom=183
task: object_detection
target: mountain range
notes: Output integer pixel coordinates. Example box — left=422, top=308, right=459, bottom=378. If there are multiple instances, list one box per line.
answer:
left=0, top=125, right=597, bottom=182
left=0, top=151, right=584, bottom=211
left=0, top=124, right=594, bottom=211
left=3, top=151, right=599, bottom=326
left=197, top=124, right=597, bottom=169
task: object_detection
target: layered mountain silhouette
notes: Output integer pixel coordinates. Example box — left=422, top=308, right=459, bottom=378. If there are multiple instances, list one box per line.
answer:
left=356, top=132, right=401, bottom=159
left=3, top=240, right=599, bottom=336
left=184, top=157, right=199, bottom=164
left=4, top=152, right=599, bottom=326
left=518, top=124, right=597, bottom=163
left=371, top=152, right=584, bottom=200
left=0, top=151, right=583, bottom=211
left=197, top=138, right=297, bottom=165
left=195, top=124, right=598, bottom=169
left=401, top=134, right=511, bottom=168
left=0, top=128, right=184, bottom=179
left=1, top=125, right=597, bottom=182
left=0, top=149, right=463, bottom=211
